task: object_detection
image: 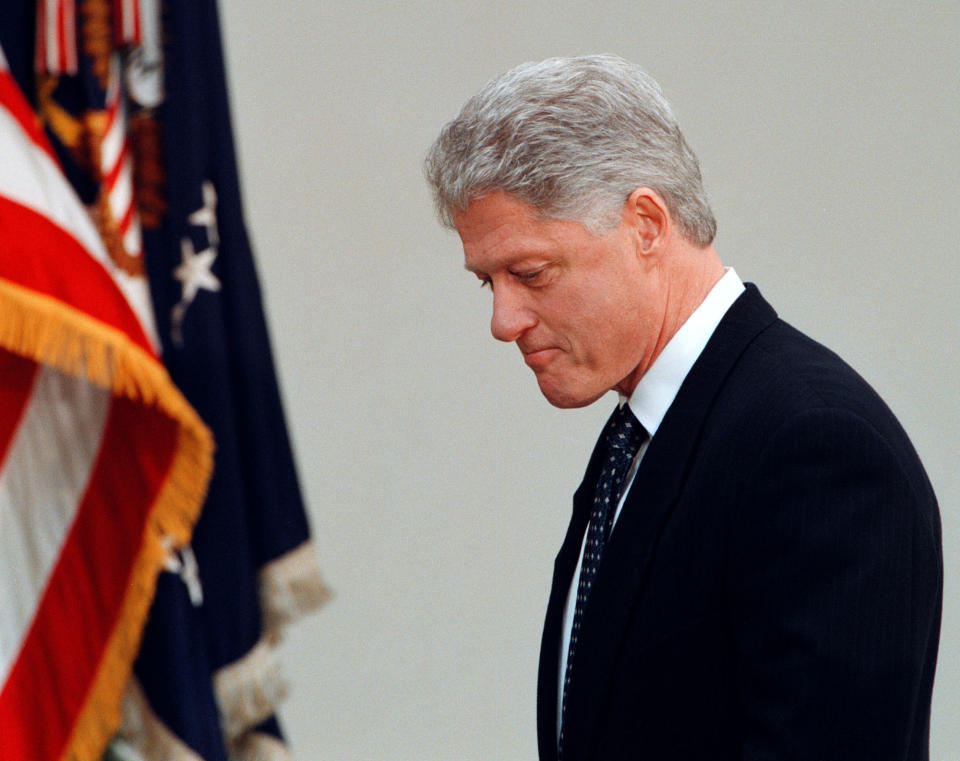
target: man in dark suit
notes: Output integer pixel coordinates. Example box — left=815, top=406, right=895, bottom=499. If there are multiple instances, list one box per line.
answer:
left=425, top=55, right=941, bottom=760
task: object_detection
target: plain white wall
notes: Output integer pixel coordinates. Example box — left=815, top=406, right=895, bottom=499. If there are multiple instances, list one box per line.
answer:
left=217, top=2, right=959, bottom=759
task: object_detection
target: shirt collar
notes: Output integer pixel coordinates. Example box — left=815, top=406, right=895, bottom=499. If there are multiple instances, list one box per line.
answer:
left=620, top=268, right=745, bottom=437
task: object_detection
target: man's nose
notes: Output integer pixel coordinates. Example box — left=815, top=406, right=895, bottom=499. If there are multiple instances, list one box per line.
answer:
left=490, top=286, right=536, bottom=343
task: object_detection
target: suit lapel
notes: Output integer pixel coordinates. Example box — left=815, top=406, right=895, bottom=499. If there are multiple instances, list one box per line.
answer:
left=555, top=284, right=777, bottom=760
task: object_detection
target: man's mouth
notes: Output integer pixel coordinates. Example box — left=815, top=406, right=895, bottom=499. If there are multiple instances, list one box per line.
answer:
left=522, top=347, right=558, bottom=370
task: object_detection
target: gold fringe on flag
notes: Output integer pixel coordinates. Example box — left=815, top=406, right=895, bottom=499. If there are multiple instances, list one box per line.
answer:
left=0, top=277, right=214, bottom=761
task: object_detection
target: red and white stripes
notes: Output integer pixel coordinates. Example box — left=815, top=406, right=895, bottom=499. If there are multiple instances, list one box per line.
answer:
left=35, top=0, right=79, bottom=75
left=102, top=54, right=143, bottom=262
left=113, top=0, right=142, bottom=47
left=36, top=0, right=144, bottom=76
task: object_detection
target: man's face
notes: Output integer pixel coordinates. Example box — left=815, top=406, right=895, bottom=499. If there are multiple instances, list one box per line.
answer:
left=454, top=191, right=668, bottom=408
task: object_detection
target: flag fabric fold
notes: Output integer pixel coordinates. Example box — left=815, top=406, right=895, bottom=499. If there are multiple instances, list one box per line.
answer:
left=0, top=41, right=213, bottom=761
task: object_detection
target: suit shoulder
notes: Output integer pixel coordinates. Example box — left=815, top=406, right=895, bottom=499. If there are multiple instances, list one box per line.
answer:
left=732, top=318, right=890, bottom=423
left=709, top=318, right=932, bottom=496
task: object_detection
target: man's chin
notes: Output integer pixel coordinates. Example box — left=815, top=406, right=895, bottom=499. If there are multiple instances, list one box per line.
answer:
left=536, top=376, right=604, bottom=409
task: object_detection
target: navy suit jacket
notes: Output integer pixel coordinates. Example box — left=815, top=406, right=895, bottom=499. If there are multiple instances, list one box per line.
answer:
left=537, top=285, right=942, bottom=761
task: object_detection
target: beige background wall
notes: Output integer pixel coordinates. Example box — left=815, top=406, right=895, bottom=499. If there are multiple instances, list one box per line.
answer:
left=217, top=2, right=959, bottom=758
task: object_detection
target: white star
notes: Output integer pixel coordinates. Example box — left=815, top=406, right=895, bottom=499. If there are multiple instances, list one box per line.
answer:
left=188, top=180, right=219, bottom=249
left=170, top=237, right=222, bottom=347
left=174, top=236, right=221, bottom=303
left=170, top=180, right=223, bottom=346
left=159, top=536, right=204, bottom=607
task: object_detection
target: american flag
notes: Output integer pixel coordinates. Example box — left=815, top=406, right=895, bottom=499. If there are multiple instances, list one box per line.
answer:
left=0, top=43, right=212, bottom=761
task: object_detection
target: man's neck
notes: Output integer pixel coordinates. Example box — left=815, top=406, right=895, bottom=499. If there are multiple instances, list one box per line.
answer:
left=616, top=244, right=725, bottom=396
left=661, top=244, right=726, bottom=339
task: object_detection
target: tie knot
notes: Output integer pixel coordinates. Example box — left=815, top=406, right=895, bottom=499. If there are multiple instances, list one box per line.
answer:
left=604, top=403, right=646, bottom=456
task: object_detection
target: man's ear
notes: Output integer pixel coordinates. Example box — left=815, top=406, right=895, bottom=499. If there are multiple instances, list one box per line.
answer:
left=623, top=187, right=670, bottom=254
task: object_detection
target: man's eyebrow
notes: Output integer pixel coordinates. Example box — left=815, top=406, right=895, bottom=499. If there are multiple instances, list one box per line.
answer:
left=463, top=245, right=556, bottom=274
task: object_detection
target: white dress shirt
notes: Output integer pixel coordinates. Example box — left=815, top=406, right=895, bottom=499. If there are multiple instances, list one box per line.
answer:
left=556, top=268, right=745, bottom=736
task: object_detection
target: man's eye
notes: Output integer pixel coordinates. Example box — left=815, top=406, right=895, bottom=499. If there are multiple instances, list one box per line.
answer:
left=515, top=269, right=543, bottom=283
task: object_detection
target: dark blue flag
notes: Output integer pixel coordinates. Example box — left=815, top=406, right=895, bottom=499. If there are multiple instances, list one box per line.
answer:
left=127, top=0, right=330, bottom=758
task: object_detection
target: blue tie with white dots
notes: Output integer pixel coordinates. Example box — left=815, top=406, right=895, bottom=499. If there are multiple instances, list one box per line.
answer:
left=559, top=403, right=647, bottom=758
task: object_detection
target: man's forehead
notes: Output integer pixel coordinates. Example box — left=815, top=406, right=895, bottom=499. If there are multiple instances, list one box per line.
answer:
left=453, top=191, right=538, bottom=230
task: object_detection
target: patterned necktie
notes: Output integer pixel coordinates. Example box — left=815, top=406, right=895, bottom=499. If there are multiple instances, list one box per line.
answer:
left=559, top=403, right=646, bottom=758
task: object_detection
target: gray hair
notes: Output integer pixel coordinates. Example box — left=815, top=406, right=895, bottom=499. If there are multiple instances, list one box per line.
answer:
left=424, top=54, right=716, bottom=247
